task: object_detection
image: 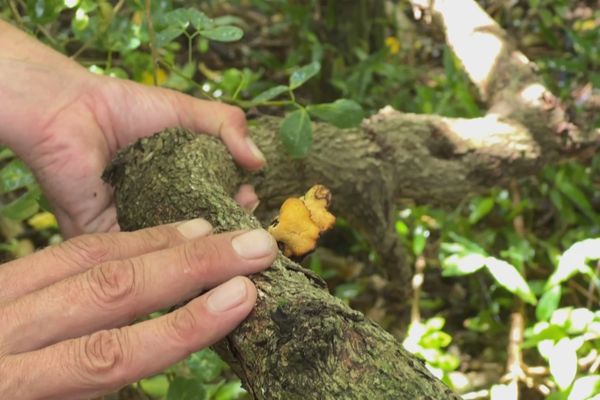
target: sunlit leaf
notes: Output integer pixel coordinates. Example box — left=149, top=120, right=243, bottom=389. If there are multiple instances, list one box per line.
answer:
left=490, top=382, right=518, bottom=400
left=306, top=99, right=364, bottom=128
left=441, top=253, right=487, bottom=276
left=252, top=85, right=289, bottom=104
left=549, top=338, right=578, bottom=390
left=485, top=257, right=537, bottom=304
left=420, top=331, right=452, bottom=348
left=279, top=109, right=312, bottom=157
left=214, top=380, right=246, bottom=400
left=200, top=26, right=243, bottom=42
left=568, top=375, right=600, bottom=400
left=548, top=239, right=600, bottom=288
left=139, top=375, right=169, bottom=398
left=566, top=308, right=595, bottom=334
left=289, top=62, right=321, bottom=90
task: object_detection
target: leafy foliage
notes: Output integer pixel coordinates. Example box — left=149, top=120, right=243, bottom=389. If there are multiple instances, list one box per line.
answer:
left=1, top=1, right=599, bottom=399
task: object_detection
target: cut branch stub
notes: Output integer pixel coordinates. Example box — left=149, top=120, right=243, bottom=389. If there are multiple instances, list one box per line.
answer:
left=104, top=127, right=460, bottom=400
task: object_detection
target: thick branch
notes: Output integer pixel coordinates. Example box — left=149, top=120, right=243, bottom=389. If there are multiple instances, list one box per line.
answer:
left=105, top=128, right=460, bottom=400
left=411, top=0, right=599, bottom=151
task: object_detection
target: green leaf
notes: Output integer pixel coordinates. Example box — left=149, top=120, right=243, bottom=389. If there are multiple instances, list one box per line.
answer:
left=188, top=9, right=213, bottom=30
left=536, top=285, right=562, bottom=321
left=1, top=189, right=40, bottom=221
left=163, top=8, right=191, bottom=28
left=214, top=380, right=246, bottom=400
left=252, top=85, right=289, bottom=104
left=306, top=99, right=364, bottom=128
left=568, top=375, right=600, bottom=400
left=26, top=0, right=65, bottom=24
left=200, top=26, right=243, bottom=42
left=555, top=177, right=600, bottom=224
left=395, top=220, right=409, bottom=236
left=335, top=282, right=363, bottom=300
left=167, top=377, right=206, bottom=400
left=485, top=257, right=537, bottom=304
left=0, top=148, right=14, bottom=162
left=0, top=159, right=35, bottom=194
left=523, top=324, right=566, bottom=348
left=279, top=109, right=312, bottom=157
left=412, top=225, right=429, bottom=256
left=549, top=338, right=578, bottom=391
left=139, top=375, right=169, bottom=398
left=289, top=62, right=321, bottom=90
left=420, top=331, right=452, bottom=348
left=156, top=27, right=184, bottom=48
left=468, top=196, right=495, bottom=224
left=548, top=239, right=600, bottom=288
left=188, top=349, right=228, bottom=382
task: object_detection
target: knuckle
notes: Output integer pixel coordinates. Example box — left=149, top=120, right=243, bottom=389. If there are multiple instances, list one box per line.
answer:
left=75, top=329, right=130, bottom=386
left=139, top=225, right=179, bottom=250
left=167, top=307, right=200, bottom=345
left=180, top=239, right=220, bottom=279
left=86, top=259, right=140, bottom=309
left=227, top=106, right=246, bottom=122
left=60, top=234, right=116, bottom=268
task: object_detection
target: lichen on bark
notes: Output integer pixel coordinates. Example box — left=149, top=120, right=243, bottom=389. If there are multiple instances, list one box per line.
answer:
left=104, top=127, right=460, bottom=400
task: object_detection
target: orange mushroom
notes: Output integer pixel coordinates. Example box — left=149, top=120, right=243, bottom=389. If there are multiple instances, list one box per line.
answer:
left=268, top=185, right=336, bottom=257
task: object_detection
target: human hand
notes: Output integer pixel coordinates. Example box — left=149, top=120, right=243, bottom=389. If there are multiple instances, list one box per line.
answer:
left=0, top=57, right=263, bottom=237
left=0, top=219, right=277, bottom=399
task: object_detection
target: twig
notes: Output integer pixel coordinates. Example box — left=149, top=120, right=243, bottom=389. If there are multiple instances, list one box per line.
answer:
left=8, top=0, right=24, bottom=29
left=70, top=0, right=126, bottom=60
left=410, top=254, right=426, bottom=323
left=145, top=0, right=158, bottom=86
left=502, top=180, right=528, bottom=398
left=586, top=260, right=600, bottom=308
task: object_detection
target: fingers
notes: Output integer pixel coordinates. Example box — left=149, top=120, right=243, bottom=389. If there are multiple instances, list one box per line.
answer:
left=0, top=218, right=212, bottom=303
left=0, top=229, right=276, bottom=355
left=235, top=183, right=260, bottom=212
left=0, top=277, right=255, bottom=400
left=104, top=78, right=266, bottom=170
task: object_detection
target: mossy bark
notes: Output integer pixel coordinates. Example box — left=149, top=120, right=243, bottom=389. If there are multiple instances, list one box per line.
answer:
left=105, top=127, right=460, bottom=400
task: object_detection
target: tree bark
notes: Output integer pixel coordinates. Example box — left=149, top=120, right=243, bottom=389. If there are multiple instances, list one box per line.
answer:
left=105, top=128, right=461, bottom=400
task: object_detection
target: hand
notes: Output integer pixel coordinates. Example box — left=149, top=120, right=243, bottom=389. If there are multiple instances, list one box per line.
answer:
left=0, top=57, right=263, bottom=237
left=0, top=219, right=277, bottom=399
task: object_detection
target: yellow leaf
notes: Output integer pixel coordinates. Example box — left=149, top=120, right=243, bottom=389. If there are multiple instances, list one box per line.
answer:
left=28, top=211, right=57, bottom=230
left=141, top=68, right=168, bottom=86
left=385, top=36, right=401, bottom=55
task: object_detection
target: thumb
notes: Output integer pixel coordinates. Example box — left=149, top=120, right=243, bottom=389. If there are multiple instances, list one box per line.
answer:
left=104, top=78, right=266, bottom=170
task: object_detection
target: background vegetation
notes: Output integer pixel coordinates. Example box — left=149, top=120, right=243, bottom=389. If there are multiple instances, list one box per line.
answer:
left=0, top=1, right=599, bottom=399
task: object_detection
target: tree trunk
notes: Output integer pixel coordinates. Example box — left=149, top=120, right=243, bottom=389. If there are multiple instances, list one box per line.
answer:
left=104, top=127, right=461, bottom=400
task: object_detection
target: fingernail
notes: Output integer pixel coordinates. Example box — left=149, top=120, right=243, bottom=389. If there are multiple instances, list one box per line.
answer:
left=232, top=229, right=276, bottom=259
left=176, top=218, right=213, bottom=239
left=207, top=277, right=248, bottom=313
left=246, top=137, right=266, bottom=164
